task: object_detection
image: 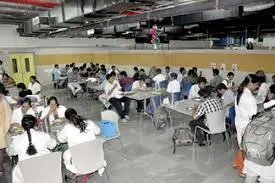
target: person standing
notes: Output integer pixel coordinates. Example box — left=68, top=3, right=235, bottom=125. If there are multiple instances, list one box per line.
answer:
left=52, top=64, right=61, bottom=89
left=0, top=83, right=11, bottom=176
left=67, top=67, right=82, bottom=98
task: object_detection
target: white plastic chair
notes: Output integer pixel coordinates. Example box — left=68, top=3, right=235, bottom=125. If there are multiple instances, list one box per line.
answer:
left=69, top=139, right=108, bottom=183
left=101, top=110, right=123, bottom=148
left=193, top=110, right=230, bottom=152
left=17, top=152, right=63, bottom=183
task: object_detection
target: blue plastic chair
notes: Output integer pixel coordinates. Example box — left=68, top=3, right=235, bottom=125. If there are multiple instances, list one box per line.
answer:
left=181, top=82, right=192, bottom=99
left=159, top=80, right=169, bottom=89
left=146, top=96, right=162, bottom=114
left=124, top=84, right=132, bottom=92
left=228, top=106, right=236, bottom=128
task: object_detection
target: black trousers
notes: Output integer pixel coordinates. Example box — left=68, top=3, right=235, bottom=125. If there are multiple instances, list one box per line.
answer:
left=109, top=97, right=130, bottom=119
left=189, top=116, right=209, bottom=144
left=136, top=99, right=150, bottom=112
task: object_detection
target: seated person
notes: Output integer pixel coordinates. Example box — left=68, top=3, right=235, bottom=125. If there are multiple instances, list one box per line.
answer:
left=0, top=83, right=17, bottom=106
left=177, top=67, right=186, bottom=83
left=272, top=75, right=275, bottom=84
left=12, top=98, right=38, bottom=124
left=182, top=69, right=197, bottom=85
left=28, top=76, right=41, bottom=95
left=67, top=67, right=82, bottom=98
left=97, top=68, right=107, bottom=82
left=132, top=76, right=147, bottom=112
left=119, top=71, right=133, bottom=91
left=1, top=73, right=16, bottom=88
left=188, top=77, right=207, bottom=99
left=255, top=70, right=270, bottom=104
left=165, top=66, right=171, bottom=80
left=133, top=66, right=139, bottom=81
left=40, top=96, right=67, bottom=125
left=167, top=73, right=180, bottom=93
left=104, top=74, right=130, bottom=122
left=152, top=68, right=166, bottom=87
left=9, top=115, right=57, bottom=183
left=208, top=69, right=223, bottom=89
left=216, top=83, right=235, bottom=118
left=57, top=108, right=105, bottom=175
left=189, top=87, right=223, bottom=146
left=140, top=68, right=153, bottom=87
left=222, top=72, right=235, bottom=90
left=17, top=83, right=32, bottom=98
left=108, top=65, right=120, bottom=75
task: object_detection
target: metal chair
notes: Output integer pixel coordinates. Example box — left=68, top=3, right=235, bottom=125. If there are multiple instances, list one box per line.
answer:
left=69, top=139, right=108, bottom=183
left=17, top=152, right=63, bottom=183
left=193, top=110, right=230, bottom=153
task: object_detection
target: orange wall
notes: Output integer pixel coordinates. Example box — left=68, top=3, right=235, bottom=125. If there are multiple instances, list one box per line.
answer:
left=35, top=52, right=275, bottom=73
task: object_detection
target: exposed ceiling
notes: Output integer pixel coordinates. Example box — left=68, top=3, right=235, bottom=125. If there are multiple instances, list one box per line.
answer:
left=0, top=0, right=275, bottom=43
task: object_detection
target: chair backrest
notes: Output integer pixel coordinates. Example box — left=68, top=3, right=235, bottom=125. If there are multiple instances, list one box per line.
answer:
left=124, top=84, right=132, bottom=92
left=168, top=92, right=181, bottom=105
left=181, top=82, right=192, bottom=97
left=159, top=80, right=168, bottom=89
left=18, top=152, right=62, bottom=183
left=70, top=139, right=105, bottom=175
left=206, top=110, right=226, bottom=134
left=101, top=110, right=119, bottom=135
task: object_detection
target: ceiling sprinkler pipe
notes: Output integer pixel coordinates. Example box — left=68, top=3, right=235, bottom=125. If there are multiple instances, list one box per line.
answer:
left=0, top=0, right=60, bottom=8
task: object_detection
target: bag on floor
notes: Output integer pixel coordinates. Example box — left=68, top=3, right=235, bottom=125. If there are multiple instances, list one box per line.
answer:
left=99, top=120, right=117, bottom=138
left=242, top=107, right=275, bottom=166
left=153, top=106, right=169, bottom=130
left=172, top=127, right=194, bottom=154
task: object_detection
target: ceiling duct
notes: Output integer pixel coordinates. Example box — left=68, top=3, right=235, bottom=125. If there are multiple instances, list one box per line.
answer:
left=243, top=1, right=274, bottom=12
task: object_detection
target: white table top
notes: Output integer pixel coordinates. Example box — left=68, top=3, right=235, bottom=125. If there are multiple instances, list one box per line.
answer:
left=126, top=90, right=162, bottom=101
left=163, top=99, right=200, bottom=116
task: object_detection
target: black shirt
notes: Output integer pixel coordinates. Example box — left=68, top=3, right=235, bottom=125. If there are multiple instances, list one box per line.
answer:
left=19, top=89, right=32, bottom=98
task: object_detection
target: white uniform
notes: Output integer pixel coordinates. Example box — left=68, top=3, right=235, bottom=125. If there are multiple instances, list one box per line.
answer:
left=132, top=81, right=146, bottom=91
left=57, top=120, right=105, bottom=174
left=9, top=129, right=57, bottom=183
left=256, top=82, right=270, bottom=104
left=40, top=105, right=67, bottom=125
left=11, top=107, right=36, bottom=124
left=166, top=80, right=180, bottom=93
left=188, top=84, right=200, bottom=99
left=235, top=87, right=257, bottom=146
left=152, top=74, right=166, bottom=86
left=28, top=82, right=41, bottom=95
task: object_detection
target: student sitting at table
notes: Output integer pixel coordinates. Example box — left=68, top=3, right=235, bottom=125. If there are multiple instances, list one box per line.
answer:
left=188, top=77, right=207, bottom=99
left=40, top=96, right=67, bottom=125
left=152, top=68, right=166, bottom=87
left=182, top=69, right=197, bottom=85
left=165, top=66, right=171, bottom=80
left=222, top=72, right=235, bottom=90
left=272, top=75, right=275, bottom=84
left=105, top=74, right=130, bottom=122
left=208, top=68, right=223, bottom=89
left=57, top=108, right=106, bottom=175
left=67, top=67, right=82, bottom=98
left=119, top=71, right=133, bottom=91
left=108, top=65, right=120, bottom=75
left=216, top=83, right=235, bottom=118
left=140, top=68, right=153, bottom=87
left=167, top=73, right=180, bottom=93
left=1, top=73, right=16, bottom=88
left=12, top=98, right=38, bottom=124
left=255, top=70, right=270, bottom=104
left=177, top=67, right=186, bottom=83
left=28, top=76, right=41, bottom=95
left=9, top=115, right=57, bottom=183
left=0, top=83, right=17, bottom=106
left=132, top=76, right=147, bottom=112
left=17, top=83, right=32, bottom=99
left=189, top=87, right=223, bottom=146
left=133, top=66, right=139, bottom=81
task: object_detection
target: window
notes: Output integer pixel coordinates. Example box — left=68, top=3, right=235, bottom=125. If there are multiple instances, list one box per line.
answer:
left=12, top=59, right=18, bottom=73
left=25, top=58, right=30, bottom=72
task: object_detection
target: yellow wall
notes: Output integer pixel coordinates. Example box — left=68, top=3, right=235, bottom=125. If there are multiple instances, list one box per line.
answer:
left=35, top=52, right=275, bottom=73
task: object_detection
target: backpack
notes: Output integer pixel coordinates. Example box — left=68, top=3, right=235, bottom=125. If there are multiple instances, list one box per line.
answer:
left=172, top=128, right=194, bottom=154
left=153, top=106, right=169, bottom=129
left=242, top=110, right=275, bottom=166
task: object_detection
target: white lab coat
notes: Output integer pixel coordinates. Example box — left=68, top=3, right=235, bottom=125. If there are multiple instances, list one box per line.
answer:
left=256, top=82, right=270, bottom=104
left=9, top=129, right=57, bottom=183
left=40, top=105, right=67, bottom=125
left=188, top=84, right=200, bottom=99
left=28, top=82, right=41, bottom=95
left=11, top=107, right=36, bottom=124
left=57, top=120, right=103, bottom=174
left=235, top=87, right=257, bottom=146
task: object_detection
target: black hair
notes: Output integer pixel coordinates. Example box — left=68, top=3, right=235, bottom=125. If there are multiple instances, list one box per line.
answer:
left=110, top=71, right=116, bottom=77
left=213, top=69, right=219, bottom=75
left=47, top=96, right=59, bottom=107
left=170, top=73, right=177, bottom=80
left=216, top=83, right=227, bottom=91
left=255, top=70, right=267, bottom=83
left=30, top=76, right=40, bottom=84
left=165, top=66, right=170, bottom=70
left=54, top=64, right=58, bottom=68
left=236, top=74, right=260, bottom=105
left=192, top=67, right=197, bottom=71
left=187, top=69, right=194, bottom=76
left=270, top=84, right=275, bottom=95
left=106, top=74, right=112, bottom=80
left=0, top=60, right=2, bottom=64
left=87, top=68, right=92, bottom=72
left=0, top=83, right=8, bottom=95
left=65, top=108, right=87, bottom=133
left=140, top=68, right=145, bottom=72
left=227, top=72, right=234, bottom=77
left=120, top=71, right=127, bottom=77
left=156, top=68, right=161, bottom=74
left=179, top=67, right=185, bottom=73
left=197, top=77, right=207, bottom=84
left=101, top=68, right=107, bottom=73
left=17, top=82, right=27, bottom=90
left=111, top=65, right=116, bottom=69
left=65, top=64, right=69, bottom=67
left=133, top=67, right=138, bottom=71
left=22, top=97, right=32, bottom=106
left=22, top=115, right=37, bottom=156
left=101, top=64, right=105, bottom=68
left=272, top=75, right=275, bottom=79
left=198, top=87, right=212, bottom=99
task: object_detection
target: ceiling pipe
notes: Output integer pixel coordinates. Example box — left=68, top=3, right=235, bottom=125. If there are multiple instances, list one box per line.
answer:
left=0, top=1, right=50, bottom=11
left=0, top=0, right=60, bottom=8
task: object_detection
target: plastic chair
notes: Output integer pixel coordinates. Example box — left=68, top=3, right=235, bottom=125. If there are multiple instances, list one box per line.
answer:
left=17, top=152, right=63, bottom=183
left=193, top=110, right=230, bottom=154
left=159, top=80, right=169, bottom=89
left=69, top=139, right=108, bottom=183
left=166, top=92, right=182, bottom=127
left=181, top=82, right=192, bottom=99
left=228, top=106, right=236, bottom=128
left=101, top=110, right=123, bottom=149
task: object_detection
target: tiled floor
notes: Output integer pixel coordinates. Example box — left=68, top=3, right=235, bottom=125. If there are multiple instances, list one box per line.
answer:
left=1, top=86, right=244, bottom=183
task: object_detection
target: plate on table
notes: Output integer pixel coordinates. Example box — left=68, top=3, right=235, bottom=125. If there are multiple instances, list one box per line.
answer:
left=193, top=98, right=201, bottom=102
left=53, top=118, right=66, bottom=124
left=186, top=107, right=193, bottom=111
left=9, top=123, right=24, bottom=136
left=123, top=91, right=135, bottom=95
